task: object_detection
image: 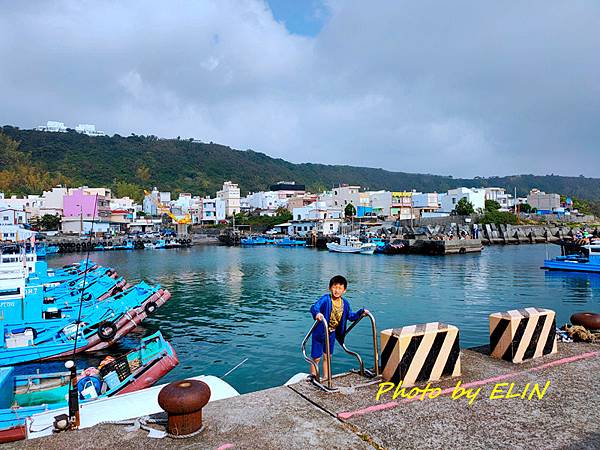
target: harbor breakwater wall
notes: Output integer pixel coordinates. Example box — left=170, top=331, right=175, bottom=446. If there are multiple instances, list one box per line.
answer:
left=394, top=223, right=599, bottom=245
left=479, top=224, right=597, bottom=245
left=42, top=236, right=193, bottom=253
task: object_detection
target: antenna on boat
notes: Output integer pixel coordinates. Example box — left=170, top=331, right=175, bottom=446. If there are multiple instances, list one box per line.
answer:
left=66, top=194, right=99, bottom=430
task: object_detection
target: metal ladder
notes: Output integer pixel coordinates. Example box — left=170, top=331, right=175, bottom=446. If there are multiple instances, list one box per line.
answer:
left=301, top=311, right=380, bottom=393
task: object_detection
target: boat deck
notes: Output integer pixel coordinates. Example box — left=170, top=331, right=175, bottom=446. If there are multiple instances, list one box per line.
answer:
left=10, top=342, right=600, bottom=449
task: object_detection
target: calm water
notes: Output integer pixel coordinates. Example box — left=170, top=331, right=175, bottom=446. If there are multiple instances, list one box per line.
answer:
left=27, top=244, right=600, bottom=394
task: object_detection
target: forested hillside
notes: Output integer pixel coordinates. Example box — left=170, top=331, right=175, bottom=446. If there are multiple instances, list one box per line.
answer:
left=1, top=125, right=600, bottom=203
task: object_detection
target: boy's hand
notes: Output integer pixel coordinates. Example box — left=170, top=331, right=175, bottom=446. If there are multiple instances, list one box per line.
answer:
left=362, top=309, right=370, bottom=317
left=315, top=313, right=324, bottom=322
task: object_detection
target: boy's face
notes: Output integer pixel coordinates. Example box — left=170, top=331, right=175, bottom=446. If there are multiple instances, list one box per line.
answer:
left=329, top=283, right=346, bottom=299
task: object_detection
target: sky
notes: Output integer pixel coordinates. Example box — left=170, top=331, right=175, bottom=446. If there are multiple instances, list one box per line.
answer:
left=0, top=0, right=599, bottom=178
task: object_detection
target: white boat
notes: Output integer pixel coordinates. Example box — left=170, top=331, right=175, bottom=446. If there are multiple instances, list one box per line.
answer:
left=25, top=374, right=239, bottom=440
left=326, top=235, right=376, bottom=255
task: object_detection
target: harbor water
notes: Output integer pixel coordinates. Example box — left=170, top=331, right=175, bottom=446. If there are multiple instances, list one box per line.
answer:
left=24, top=244, right=600, bottom=394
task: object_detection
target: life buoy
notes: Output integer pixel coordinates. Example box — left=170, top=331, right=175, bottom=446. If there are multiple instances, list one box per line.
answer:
left=571, top=312, right=600, bottom=330
left=144, top=301, right=158, bottom=315
left=97, top=321, right=118, bottom=341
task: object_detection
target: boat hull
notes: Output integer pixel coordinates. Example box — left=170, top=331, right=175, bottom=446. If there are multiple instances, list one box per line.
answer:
left=542, top=259, right=600, bottom=273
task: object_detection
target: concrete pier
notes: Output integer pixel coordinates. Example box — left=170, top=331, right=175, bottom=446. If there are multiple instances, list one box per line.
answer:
left=11, top=342, right=599, bottom=450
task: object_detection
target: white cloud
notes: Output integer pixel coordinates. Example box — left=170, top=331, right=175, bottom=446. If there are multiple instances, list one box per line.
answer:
left=0, top=0, right=599, bottom=177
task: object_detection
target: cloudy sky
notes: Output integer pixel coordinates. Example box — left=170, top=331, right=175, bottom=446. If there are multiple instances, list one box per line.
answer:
left=0, top=0, right=599, bottom=177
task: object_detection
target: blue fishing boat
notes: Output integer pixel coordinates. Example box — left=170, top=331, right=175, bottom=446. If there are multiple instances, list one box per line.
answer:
left=275, top=237, right=306, bottom=247
left=240, top=236, right=268, bottom=245
left=45, top=245, right=59, bottom=256
left=34, top=244, right=46, bottom=259
left=542, top=243, right=600, bottom=273
left=154, top=239, right=167, bottom=249
left=369, top=237, right=387, bottom=253
left=0, top=331, right=178, bottom=443
left=0, top=278, right=169, bottom=365
left=113, top=240, right=135, bottom=250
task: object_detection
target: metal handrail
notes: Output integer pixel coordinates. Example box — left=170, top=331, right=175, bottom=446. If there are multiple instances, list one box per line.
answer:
left=340, top=311, right=379, bottom=377
left=301, top=311, right=379, bottom=393
left=301, top=318, right=334, bottom=390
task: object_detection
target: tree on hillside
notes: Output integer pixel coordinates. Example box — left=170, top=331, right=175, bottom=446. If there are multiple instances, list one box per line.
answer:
left=113, top=181, right=143, bottom=202
left=485, top=199, right=501, bottom=212
left=455, top=198, right=474, bottom=215
left=519, top=203, right=532, bottom=213
left=136, top=165, right=151, bottom=182
left=345, top=203, right=356, bottom=217
left=0, top=132, right=27, bottom=168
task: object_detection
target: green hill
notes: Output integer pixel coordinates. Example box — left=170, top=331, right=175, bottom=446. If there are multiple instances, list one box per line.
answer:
left=1, top=125, right=599, bottom=203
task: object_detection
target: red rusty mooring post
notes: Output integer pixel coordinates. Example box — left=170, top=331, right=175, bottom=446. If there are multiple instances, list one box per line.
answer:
left=158, top=379, right=211, bottom=435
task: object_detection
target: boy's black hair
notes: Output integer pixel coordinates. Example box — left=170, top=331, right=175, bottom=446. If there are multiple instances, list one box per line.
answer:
left=329, top=275, right=348, bottom=289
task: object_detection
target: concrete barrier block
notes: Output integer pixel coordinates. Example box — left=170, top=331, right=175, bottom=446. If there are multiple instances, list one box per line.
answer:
left=489, top=308, right=557, bottom=363
left=380, top=322, right=461, bottom=387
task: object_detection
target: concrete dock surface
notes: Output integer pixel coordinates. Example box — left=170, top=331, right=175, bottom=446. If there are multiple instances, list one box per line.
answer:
left=10, top=342, right=600, bottom=450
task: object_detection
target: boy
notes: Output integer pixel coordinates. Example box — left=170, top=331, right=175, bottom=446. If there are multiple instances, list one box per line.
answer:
left=309, top=275, right=369, bottom=380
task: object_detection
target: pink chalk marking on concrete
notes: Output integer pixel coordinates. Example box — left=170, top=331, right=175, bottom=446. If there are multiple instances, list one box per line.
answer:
left=337, top=350, right=599, bottom=420
left=217, top=444, right=235, bottom=450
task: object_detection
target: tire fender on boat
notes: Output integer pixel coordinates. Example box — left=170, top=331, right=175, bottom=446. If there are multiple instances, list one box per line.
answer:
left=144, top=301, right=158, bottom=315
left=97, top=321, right=118, bottom=341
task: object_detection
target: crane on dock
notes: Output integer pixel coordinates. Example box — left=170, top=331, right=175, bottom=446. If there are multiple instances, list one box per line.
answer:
left=143, top=190, right=192, bottom=226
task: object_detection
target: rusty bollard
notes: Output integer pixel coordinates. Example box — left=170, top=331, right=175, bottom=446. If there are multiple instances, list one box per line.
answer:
left=158, top=380, right=211, bottom=435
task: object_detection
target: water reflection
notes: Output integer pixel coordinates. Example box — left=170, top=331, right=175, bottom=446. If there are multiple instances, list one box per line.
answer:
left=37, top=244, right=600, bottom=393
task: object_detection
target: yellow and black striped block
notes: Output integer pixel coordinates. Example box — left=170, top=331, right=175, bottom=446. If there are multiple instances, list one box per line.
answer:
left=380, top=322, right=461, bottom=387
left=489, top=307, right=557, bottom=363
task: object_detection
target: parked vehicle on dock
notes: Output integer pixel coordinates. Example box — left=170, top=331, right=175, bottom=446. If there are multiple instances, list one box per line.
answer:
left=0, top=331, right=178, bottom=444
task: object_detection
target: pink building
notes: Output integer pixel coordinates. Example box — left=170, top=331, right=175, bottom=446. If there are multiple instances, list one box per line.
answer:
left=62, top=188, right=111, bottom=233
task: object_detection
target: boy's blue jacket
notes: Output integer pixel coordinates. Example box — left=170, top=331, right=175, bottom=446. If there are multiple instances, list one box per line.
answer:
left=310, top=294, right=364, bottom=344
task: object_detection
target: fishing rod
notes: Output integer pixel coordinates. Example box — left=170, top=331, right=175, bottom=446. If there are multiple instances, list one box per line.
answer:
left=65, top=195, right=99, bottom=430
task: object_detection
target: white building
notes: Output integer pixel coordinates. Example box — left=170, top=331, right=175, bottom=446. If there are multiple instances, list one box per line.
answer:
left=527, top=189, right=560, bottom=211
left=368, top=191, right=392, bottom=217
left=195, top=197, right=226, bottom=224
left=439, top=188, right=486, bottom=213
left=35, top=121, right=68, bottom=132
left=269, top=182, right=306, bottom=201
left=75, top=124, right=106, bottom=137
left=0, top=207, right=26, bottom=226
left=412, top=193, right=440, bottom=209
left=0, top=195, right=44, bottom=223
left=291, top=202, right=343, bottom=236
left=40, top=187, right=68, bottom=217
left=0, top=225, right=35, bottom=241
left=484, top=187, right=515, bottom=210
left=320, top=185, right=363, bottom=209
left=241, top=191, right=287, bottom=216
left=217, top=181, right=240, bottom=217
left=110, top=196, right=135, bottom=211
left=143, top=188, right=171, bottom=216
